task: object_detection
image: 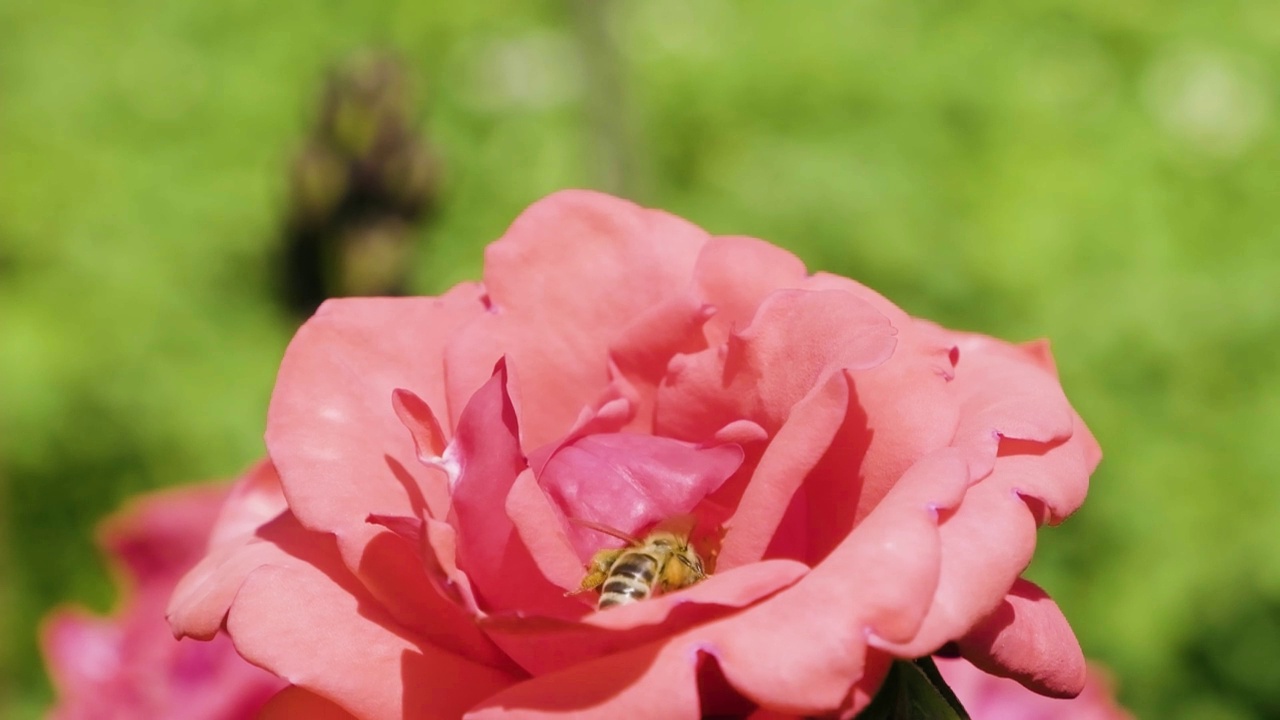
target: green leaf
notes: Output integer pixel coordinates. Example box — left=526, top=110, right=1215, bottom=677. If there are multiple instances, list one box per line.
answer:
left=858, top=657, right=971, bottom=720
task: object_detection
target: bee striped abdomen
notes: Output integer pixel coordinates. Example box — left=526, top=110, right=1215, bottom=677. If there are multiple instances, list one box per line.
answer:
left=598, top=552, right=659, bottom=608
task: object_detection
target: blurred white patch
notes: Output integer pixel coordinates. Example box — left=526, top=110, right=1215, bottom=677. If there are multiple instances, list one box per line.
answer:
left=459, top=30, right=582, bottom=112
left=1141, top=47, right=1271, bottom=159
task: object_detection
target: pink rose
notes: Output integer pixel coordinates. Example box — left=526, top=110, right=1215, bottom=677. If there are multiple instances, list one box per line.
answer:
left=937, top=657, right=1132, bottom=720
left=169, top=191, right=1100, bottom=718
left=41, top=483, right=285, bottom=720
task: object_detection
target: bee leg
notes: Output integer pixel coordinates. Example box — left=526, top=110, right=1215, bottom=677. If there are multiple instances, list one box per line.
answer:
left=566, top=548, right=622, bottom=596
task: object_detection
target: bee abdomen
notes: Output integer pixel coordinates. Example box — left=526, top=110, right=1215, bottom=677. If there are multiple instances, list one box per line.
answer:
left=598, top=552, right=658, bottom=608
left=599, top=580, right=650, bottom=607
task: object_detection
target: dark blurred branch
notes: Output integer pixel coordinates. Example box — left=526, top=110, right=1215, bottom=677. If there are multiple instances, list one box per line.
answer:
left=280, top=52, right=442, bottom=317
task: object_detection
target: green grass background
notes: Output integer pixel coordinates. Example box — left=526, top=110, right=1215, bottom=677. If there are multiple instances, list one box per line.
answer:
left=3, top=1, right=1278, bottom=717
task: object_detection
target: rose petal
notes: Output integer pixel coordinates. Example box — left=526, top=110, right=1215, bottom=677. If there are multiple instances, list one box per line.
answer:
left=168, top=511, right=325, bottom=641
left=657, top=287, right=897, bottom=442
left=656, top=288, right=898, bottom=570
left=746, top=711, right=803, bottom=720
left=48, top=480, right=288, bottom=720
left=361, top=516, right=484, bottom=620
left=689, top=601, right=874, bottom=715
left=259, top=686, right=360, bottom=720
left=529, top=384, right=636, bottom=471
left=480, top=559, right=808, bottom=676
left=836, top=322, right=962, bottom=532
left=228, top=563, right=517, bottom=720
left=424, top=516, right=484, bottom=613
left=772, top=364, right=924, bottom=566
left=447, top=361, right=579, bottom=617
left=265, top=289, right=484, bottom=618
left=697, top=651, right=765, bottom=718
left=955, top=578, right=1088, bottom=698
left=99, top=484, right=229, bottom=586
left=938, top=656, right=1132, bottom=720
left=869, top=473, right=1040, bottom=658
left=597, top=234, right=814, bottom=437
left=44, top=607, right=282, bottom=720
left=537, top=433, right=743, bottom=558
left=944, top=328, right=1081, bottom=478
left=718, top=371, right=850, bottom=569
left=801, top=273, right=914, bottom=328
left=1018, top=339, right=1060, bottom=376
left=836, top=652, right=895, bottom=720
left=694, top=449, right=968, bottom=715
left=608, top=293, right=716, bottom=432
left=992, top=411, right=1099, bottom=526
left=41, top=611, right=123, bottom=696
left=356, top=524, right=515, bottom=668
left=170, top=509, right=506, bottom=668
left=469, top=617, right=889, bottom=720
left=465, top=638, right=701, bottom=720
left=662, top=452, right=969, bottom=716
left=206, top=461, right=289, bottom=549
left=506, top=469, right=586, bottom=592
left=823, top=450, right=970, bottom=645
left=391, top=387, right=448, bottom=465
left=188, top=502, right=513, bottom=716
left=366, top=513, right=424, bottom=546
left=713, top=419, right=770, bottom=445
left=445, top=190, right=711, bottom=451
left=691, top=235, right=810, bottom=348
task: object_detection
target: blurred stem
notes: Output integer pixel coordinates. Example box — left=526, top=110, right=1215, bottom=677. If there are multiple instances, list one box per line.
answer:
left=570, top=0, right=633, bottom=197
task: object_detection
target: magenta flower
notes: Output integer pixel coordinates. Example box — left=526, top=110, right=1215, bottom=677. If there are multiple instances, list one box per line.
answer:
left=41, top=483, right=285, bottom=720
left=938, top=657, right=1132, bottom=720
left=169, top=191, right=1101, bottom=718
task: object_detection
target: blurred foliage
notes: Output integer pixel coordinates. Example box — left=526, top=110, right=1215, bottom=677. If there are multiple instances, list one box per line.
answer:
left=2, top=1, right=1278, bottom=718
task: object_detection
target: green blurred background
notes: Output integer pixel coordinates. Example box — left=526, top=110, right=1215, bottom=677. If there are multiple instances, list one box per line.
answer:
left=3, top=1, right=1278, bottom=718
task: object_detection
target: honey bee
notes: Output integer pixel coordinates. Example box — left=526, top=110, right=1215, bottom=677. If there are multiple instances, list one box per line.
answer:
left=569, top=516, right=708, bottom=609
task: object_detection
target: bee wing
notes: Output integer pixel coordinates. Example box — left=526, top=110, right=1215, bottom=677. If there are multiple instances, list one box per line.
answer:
left=568, top=517, right=642, bottom=546
left=651, top=513, right=698, bottom=540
